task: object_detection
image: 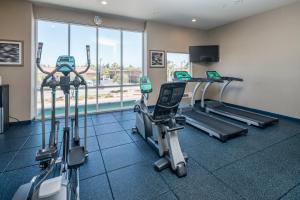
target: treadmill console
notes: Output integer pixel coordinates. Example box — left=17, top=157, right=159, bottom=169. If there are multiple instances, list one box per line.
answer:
left=174, top=71, right=192, bottom=81
left=206, top=71, right=222, bottom=80
left=140, top=76, right=152, bottom=94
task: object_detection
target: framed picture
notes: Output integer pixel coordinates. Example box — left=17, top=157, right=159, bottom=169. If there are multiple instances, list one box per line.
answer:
left=150, top=50, right=165, bottom=68
left=0, top=40, right=24, bottom=66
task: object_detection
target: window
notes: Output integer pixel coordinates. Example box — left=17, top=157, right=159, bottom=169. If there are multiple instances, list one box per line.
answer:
left=122, top=31, right=143, bottom=85
left=70, top=24, right=97, bottom=112
left=36, top=20, right=144, bottom=118
left=167, top=53, right=190, bottom=82
left=36, top=21, right=68, bottom=117
left=122, top=31, right=143, bottom=108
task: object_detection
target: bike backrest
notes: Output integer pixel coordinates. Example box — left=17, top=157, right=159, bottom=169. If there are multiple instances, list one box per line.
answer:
left=152, top=82, right=186, bottom=121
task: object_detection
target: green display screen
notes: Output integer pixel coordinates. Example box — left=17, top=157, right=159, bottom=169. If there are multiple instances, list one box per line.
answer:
left=56, top=56, right=75, bottom=74
left=139, top=76, right=152, bottom=94
left=174, top=71, right=191, bottom=81
left=206, top=71, right=222, bottom=80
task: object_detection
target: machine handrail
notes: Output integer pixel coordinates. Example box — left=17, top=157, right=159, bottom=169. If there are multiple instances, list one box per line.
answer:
left=78, top=45, right=91, bottom=74
left=36, top=42, right=51, bottom=75
left=221, top=76, right=243, bottom=82
left=36, top=43, right=91, bottom=76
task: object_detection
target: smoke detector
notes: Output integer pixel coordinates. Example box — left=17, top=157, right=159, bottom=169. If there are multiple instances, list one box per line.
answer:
left=94, top=16, right=103, bottom=26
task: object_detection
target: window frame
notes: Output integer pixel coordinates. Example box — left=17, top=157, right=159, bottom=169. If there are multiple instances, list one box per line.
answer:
left=166, top=51, right=191, bottom=82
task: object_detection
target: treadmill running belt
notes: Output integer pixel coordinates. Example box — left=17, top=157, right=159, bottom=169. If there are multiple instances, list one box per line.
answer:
left=184, top=110, right=247, bottom=137
left=215, top=105, right=278, bottom=125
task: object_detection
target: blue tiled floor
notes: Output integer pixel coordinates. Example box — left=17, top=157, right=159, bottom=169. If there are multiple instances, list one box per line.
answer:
left=1, top=110, right=300, bottom=200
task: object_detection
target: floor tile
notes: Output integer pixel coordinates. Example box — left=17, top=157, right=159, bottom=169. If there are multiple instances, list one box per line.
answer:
left=97, top=131, right=132, bottom=149
left=0, top=166, right=41, bottom=200
left=22, top=134, right=49, bottom=149
left=77, top=118, right=94, bottom=128
left=113, top=112, right=136, bottom=121
left=160, top=158, right=211, bottom=190
left=173, top=174, right=243, bottom=200
left=127, top=129, right=144, bottom=142
left=102, top=143, right=145, bottom=171
left=80, top=174, right=113, bottom=200
left=214, top=135, right=300, bottom=200
left=80, top=150, right=105, bottom=180
left=185, top=139, right=238, bottom=171
left=280, top=184, right=300, bottom=200
left=108, top=162, right=169, bottom=200
left=134, top=140, right=158, bottom=162
left=119, top=119, right=136, bottom=130
left=78, top=126, right=96, bottom=138
left=7, top=147, right=40, bottom=171
left=94, top=123, right=124, bottom=135
left=152, top=191, right=177, bottom=200
left=81, top=136, right=99, bottom=152
left=0, top=151, right=16, bottom=172
left=0, top=137, right=27, bottom=153
left=92, top=114, right=117, bottom=125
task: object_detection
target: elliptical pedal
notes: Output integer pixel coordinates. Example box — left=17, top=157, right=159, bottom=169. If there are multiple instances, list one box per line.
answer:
left=68, top=146, right=86, bottom=169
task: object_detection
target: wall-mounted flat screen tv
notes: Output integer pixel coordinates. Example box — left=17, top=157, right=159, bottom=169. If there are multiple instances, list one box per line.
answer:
left=189, top=45, right=219, bottom=63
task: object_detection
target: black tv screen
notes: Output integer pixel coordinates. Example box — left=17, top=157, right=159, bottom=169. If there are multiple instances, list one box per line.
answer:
left=189, top=45, right=219, bottom=63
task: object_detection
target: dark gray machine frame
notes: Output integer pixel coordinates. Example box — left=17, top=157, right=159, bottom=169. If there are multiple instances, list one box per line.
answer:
left=203, top=72, right=278, bottom=127
left=174, top=71, right=247, bottom=142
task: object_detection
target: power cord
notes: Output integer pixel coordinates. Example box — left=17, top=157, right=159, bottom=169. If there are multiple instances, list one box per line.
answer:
left=9, top=116, right=20, bottom=122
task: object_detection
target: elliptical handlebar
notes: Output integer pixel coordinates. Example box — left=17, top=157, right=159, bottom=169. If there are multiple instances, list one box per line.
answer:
left=36, top=43, right=91, bottom=76
left=36, top=42, right=51, bottom=75
left=78, top=45, right=91, bottom=75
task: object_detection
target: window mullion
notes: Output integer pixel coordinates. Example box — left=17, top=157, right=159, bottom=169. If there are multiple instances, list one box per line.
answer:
left=120, top=30, right=124, bottom=108
left=96, top=28, right=99, bottom=112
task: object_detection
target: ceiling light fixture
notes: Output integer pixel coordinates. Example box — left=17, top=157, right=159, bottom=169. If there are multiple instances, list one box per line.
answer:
left=192, top=18, right=197, bottom=22
left=101, top=1, right=108, bottom=5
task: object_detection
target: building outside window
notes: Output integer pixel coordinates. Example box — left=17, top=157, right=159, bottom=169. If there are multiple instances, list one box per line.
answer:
left=167, top=52, right=190, bottom=82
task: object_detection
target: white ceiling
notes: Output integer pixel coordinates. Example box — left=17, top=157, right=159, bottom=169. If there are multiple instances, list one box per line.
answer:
left=30, top=0, right=300, bottom=29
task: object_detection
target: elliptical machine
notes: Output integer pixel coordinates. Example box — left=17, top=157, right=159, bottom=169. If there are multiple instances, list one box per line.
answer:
left=12, top=42, right=90, bottom=200
left=132, top=76, right=188, bottom=177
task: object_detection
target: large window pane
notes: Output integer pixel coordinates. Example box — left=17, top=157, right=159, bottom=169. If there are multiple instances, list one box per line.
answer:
left=167, top=53, right=190, bottom=82
left=70, top=24, right=97, bottom=87
left=122, top=86, right=141, bottom=109
left=37, top=21, right=68, bottom=117
left=98, top=87, right=121, bottom=111
left=36, top=21, right=144, bottom=117
left=99, top=28, right=121, bottom=86
left=70, top=24, right=97, bottom=113
left=122, top=31, right=143, bottom=85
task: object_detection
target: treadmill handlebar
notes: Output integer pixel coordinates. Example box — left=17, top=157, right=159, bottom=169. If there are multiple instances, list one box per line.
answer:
left=174, top=77, right=223, bottom=83
left=221, top=77, right=243, bottom=82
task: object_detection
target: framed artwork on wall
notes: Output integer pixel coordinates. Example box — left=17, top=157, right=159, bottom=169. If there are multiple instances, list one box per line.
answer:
left=0, top=40, right=24, bottom=66
left=150, top=50, right=165, bottom=68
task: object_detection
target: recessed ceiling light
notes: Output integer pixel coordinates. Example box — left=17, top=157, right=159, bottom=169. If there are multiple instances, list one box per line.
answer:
left=101, top=1, right=108, bottom=5
left=192, top=18, right=197, bottom=22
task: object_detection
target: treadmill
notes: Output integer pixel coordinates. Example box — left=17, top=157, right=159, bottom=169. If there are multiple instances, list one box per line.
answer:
left=203, top=71, right=278, bottom=127
left=174, top=71, right=247, bottom=142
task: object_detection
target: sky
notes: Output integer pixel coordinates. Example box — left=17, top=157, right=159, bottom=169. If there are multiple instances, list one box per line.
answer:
left=37, top=20, right=143, bottom=68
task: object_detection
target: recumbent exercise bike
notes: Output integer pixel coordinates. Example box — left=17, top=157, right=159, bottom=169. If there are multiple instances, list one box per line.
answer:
left=132, top=76, right=188, bottom=177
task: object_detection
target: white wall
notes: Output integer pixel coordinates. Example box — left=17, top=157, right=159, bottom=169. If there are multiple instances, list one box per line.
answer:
left=0, top=0, right=34, bottom=121
left=206, top=1, right=300, bottom=118
left=33, top=4, right=145, bottom=32
left=145, top=21, right=208, bottom=105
